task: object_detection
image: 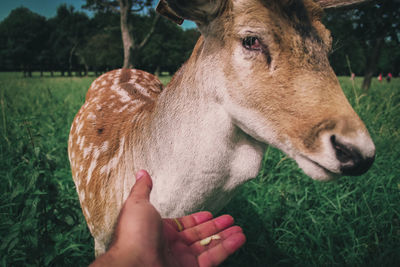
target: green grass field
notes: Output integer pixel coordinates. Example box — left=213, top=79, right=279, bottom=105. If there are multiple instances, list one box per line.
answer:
left=0, top=72, right=399, bottom=266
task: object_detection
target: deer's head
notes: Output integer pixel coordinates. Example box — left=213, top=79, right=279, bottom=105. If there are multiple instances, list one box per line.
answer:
left=160, top=0, right=375, bottom=181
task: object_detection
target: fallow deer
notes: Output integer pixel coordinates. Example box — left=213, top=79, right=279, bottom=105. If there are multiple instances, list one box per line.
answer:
left=68, top=0, right=375, bottom=256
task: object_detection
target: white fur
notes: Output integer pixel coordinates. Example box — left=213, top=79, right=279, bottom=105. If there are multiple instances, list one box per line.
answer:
left=83, top=143, right=93, bottom=159
left=98, top=58, right=270, bottom=217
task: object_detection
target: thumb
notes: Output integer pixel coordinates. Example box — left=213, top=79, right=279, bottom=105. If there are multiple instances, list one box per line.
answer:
left=129, top=170, right=153, bottom=201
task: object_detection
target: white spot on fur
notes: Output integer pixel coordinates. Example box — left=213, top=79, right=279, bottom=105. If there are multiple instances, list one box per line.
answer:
left=79, top=136, right=86, bottom=151
left=80, top=190, right=85, bottom=201
left=87, top=112, right=96, bottom=121
left=100, top=165, right=107, bottom=175
left=118, top=104, right=130, bottom=113
left=68, top=132, right=73, bottom=145
left=84, top=206, right=91, bottom=219
left=133, top=83, right=151, bottom=98
left=83, top=102, right=89, bottom=109
left=87, top=147, right=100, bottom=185
left=83, top=143, right=93, bottom=159
left=76, top=122, right=84, bottom=135
left=86, top=159, right=97, bottom=185
left=100, top=141, right=109, bottom=152
left=93, top=147, right=100, bottom=160
left=100, top=137, right=125, bottom=176
left=111, top=84, right=131, bottom=103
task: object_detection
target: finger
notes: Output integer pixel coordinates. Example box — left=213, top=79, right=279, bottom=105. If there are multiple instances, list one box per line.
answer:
left=165, top=211, right=213, bottom=232
left=129, top=169, right=153, bottom=201
left=197, top=232, right=246, bottom=267
left=190, top=226, right=243, bottom=255
left=180, top=214, right=234, bottom=245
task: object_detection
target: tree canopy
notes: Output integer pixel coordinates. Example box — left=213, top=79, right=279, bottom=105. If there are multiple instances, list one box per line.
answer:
left=0, top=7, right=48, bottom=76
left=83, top=0, right=159, bottom=68
left=0, top=4, right=199, bottom=76
left=0, top=2, right=398, bottom=83
left=324, top=0, right=400, bottom=89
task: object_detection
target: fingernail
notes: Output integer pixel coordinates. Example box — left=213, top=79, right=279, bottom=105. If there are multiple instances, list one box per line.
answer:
left=136, top=170, right=146, bottom=181
left=214, top=215, right=234, bottom=229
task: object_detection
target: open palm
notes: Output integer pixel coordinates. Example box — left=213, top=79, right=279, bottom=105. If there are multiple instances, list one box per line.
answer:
left=163, top=211, right=246, bottom=266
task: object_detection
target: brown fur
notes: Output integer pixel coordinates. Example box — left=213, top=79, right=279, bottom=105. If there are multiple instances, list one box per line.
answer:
left=213, top=0, right=365, bottom=154
left=68, top=69, right=163, bottom=237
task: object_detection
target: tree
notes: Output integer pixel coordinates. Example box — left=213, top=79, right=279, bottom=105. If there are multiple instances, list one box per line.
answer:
left=356, top=0, right=399, bottom=90
left=138, top=12, right=199, bottom=74
left=79, top=12, right=123, bottom=74
left=325, top=0, right=400, bottom=90
left=47, top=5, right=91, bottom=76
left=0, top=7, right=48, bottom=76
left=84, top=0, right=160, bottom=68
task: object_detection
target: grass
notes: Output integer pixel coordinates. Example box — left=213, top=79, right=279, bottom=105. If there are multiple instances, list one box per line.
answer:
left=0, top=73, right=94, bottom=266
left=0, top=72, right=399, bottom=266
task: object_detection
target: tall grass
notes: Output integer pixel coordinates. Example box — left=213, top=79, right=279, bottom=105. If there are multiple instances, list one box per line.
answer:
left=0, top=72, right=399, bottom=266
left=0, top=73, right=95, bottom=266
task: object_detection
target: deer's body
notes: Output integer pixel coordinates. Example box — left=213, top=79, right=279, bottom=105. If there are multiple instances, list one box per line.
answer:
left=69, top=0, right=375, bottom=256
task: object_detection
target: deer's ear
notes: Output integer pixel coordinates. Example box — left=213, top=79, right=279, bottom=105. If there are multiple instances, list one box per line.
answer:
left=157, top=0, right=227, bottom=26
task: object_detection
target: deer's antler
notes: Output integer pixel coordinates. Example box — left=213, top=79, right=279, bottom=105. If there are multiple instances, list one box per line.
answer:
left=315, top=0, right=370, bottom=9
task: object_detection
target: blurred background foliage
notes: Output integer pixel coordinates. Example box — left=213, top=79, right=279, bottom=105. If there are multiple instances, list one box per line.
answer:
left=0, top=0, right=398, bottom=88
left=0, top=3, right=200, bottom=77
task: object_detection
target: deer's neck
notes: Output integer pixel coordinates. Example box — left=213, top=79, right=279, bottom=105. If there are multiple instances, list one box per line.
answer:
left=139, top=43, right=265, bottom=217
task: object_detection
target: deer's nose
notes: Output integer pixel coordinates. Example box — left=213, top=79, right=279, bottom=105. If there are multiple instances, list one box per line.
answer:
left=330, top=135, right=375, bottom=176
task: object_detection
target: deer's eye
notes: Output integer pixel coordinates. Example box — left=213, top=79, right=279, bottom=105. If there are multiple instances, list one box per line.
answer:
left=242, top=36, right=262, bottom=51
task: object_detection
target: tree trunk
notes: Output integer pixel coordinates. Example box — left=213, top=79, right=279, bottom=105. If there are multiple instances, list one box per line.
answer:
left=119, top=0, right=135, bottom=69
left=361, top=36, right=385, bottom=91
left=69, top=43, right=78, bottom=77
left=155, top=65, right=161, bottom=77
left=83, top=62, right=89, bottom=76
left=118, top=0, right=160, bottom=69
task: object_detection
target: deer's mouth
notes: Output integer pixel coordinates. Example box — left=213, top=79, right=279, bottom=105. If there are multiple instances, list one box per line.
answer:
left=294, top=154, right=339, bottom=181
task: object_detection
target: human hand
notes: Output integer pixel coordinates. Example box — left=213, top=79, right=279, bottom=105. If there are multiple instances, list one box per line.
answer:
left=91, top=170, right=246, bottom=267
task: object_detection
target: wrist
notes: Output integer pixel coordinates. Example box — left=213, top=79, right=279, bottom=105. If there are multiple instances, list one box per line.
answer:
left=90, top=244, right=167, bottom=267
left=90, top=246, right=139, bottom=267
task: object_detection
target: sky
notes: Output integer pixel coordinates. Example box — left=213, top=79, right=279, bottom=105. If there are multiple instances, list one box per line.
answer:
left=0, top=0, right=195, bottom=29
left=0, top=0, right=88, bottom=21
